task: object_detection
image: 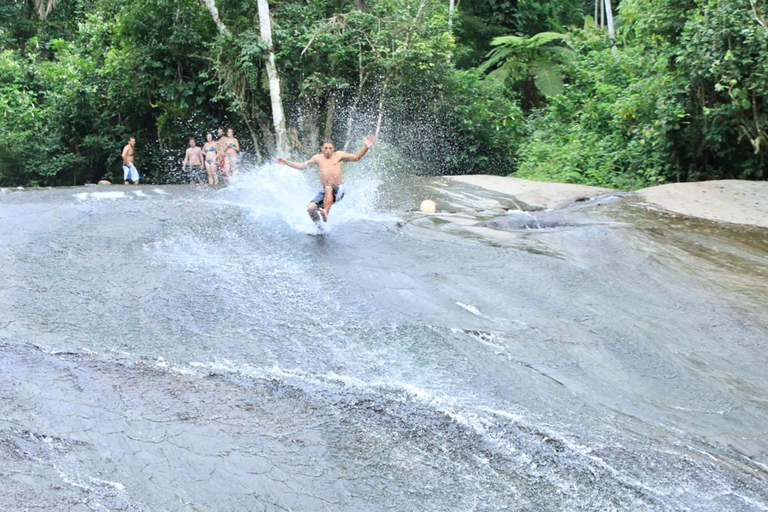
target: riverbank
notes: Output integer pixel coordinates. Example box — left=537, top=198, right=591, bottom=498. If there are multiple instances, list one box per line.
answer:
left=448, top=175, right=613, bottom=210
left=448, top=176, right=768, bottom=228
left=637, top=180, right=768, bottom=228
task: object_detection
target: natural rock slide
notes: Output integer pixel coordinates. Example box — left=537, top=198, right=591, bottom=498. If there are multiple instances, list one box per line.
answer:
left=1, top=170, right=766, bottom=511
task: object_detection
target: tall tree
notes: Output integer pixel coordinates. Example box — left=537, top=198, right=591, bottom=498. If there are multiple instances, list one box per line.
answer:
left=257, top=0, right=288, bottom=156
left=604, top=0, right=616, bottom=50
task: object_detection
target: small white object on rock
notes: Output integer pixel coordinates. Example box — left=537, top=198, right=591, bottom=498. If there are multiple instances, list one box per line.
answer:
left=98, top=180, right=111, bottom=185
left=420, top=200, right=437, bottom=213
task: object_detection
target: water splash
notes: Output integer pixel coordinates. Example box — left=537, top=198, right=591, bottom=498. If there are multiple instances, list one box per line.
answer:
left=217, top=162, right=386, bottom=233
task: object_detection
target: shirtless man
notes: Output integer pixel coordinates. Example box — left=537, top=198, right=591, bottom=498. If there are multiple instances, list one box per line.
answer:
left=122, top=137, right=140, bottom=185
left=224, top=128, right=240, bottom=179
left=276, top=136, right=375, bottom=228
left=216, top=128, right=228, bottom=179
left=182, top=137, right=204, bottom=184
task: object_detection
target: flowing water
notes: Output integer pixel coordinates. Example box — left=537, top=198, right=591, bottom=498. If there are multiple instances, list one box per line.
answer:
left=1, top=167, right=767, bottom=511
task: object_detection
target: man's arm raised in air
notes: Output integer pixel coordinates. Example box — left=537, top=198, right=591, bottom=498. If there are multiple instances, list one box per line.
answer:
left=275, top=155, right=317, bottom=169
left=340, top=135, right=375, bottom=162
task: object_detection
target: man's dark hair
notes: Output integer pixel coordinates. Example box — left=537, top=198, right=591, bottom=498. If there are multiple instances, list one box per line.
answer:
left=189, top=137, right=195, bottom=141
left=322, top=139, right=334, bottom=146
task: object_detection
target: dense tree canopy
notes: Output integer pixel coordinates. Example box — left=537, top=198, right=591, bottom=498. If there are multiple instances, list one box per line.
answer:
left=1, top=0, right=767, bottom=187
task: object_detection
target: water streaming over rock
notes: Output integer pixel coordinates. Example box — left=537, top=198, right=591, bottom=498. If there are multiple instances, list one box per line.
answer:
left=1, top=171, right=767, bottom=511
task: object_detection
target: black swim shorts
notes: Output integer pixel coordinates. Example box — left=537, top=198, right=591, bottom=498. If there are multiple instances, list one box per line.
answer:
left=311, top=185, right=345, bottom=207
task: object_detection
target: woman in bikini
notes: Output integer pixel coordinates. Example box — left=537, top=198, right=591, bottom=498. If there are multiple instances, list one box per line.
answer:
left=203, top=133, right=218, bottom=185
left=224, top=128, right=240, bottom=179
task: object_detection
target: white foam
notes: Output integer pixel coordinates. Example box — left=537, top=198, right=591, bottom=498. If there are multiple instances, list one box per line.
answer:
left=686, top=445, right=718, bottom=461
left=36, top=345, right=99, bottom=357
left=153, top=188, right=169, bottom=195
left=218, top=163, right=389, bottom=234
left=671, top=405, right=725, bottom=415
left=91, top=191, right=125, bottom=200
left=74, top=192, right=89, bottom=201
left=132, top=190, right=148, bottom=197
left=89, top=478, right=126, bottom=492
left=456, top=302, right=485, bottom=317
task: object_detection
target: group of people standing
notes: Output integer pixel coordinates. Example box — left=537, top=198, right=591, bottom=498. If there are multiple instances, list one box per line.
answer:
left=121, top=130, right=375, bottom=233
left=182, top=128, right=240, bottom=185
left=121, top=128, right=240, bottom=186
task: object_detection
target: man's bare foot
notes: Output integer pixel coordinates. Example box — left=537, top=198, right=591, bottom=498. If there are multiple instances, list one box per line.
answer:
left=124, top=181, right=129, bottom=185
left=318, top=208, right=328, bottom=222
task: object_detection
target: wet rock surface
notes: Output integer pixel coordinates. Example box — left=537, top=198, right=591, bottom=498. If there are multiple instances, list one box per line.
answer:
left=1, top=177, right=767, bottom=511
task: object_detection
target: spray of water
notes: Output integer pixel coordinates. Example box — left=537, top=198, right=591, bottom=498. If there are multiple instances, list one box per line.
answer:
left=215, top=161, right=387, bottom=234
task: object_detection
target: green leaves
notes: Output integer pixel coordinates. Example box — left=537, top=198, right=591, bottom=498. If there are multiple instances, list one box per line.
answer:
left=480, top=30, right=569, bottom=102
left=531, top=60, right=563, bottom=97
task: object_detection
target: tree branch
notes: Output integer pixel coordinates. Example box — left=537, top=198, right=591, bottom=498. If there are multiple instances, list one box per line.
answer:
left=199, top=0, right=229, bottom=36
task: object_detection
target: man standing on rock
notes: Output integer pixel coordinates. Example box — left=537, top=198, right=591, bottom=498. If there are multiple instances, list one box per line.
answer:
left=182, top=137, right=204, bottom=184
left=122, top=137, right=140, bottom=185
left=275, top=136, right=374, bottom=230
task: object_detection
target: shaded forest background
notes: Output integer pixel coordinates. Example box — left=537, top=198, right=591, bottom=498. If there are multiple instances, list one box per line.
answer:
left=2, top=0, right=768, bottom=188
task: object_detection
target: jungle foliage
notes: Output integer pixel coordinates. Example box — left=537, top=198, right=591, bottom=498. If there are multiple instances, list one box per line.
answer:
left=1, top=0, right=767, bottom=188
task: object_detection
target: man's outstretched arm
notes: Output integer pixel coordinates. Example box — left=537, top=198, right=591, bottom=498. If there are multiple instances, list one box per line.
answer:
left=275, top=156, right=315, bottom=169
left=341, top=135, right=375, bottom=162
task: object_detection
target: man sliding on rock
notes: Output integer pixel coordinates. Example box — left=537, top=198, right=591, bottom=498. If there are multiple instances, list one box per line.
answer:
left=276, top=136, right=375, bottom=232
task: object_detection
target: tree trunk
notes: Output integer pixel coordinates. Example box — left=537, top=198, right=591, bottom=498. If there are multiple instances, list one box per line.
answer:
left=604, top=0, right=614, bottom=39
left=604, top=0, right=616, bottom=52
left=324, top=95, right=335, bottom=142
left=600, top=0, right=604, bottom=27
left=448, top=0, right=454, bottom=33
left=199, top=0, right=229, bottom=35
left=256, top=0, right=288, bottom=156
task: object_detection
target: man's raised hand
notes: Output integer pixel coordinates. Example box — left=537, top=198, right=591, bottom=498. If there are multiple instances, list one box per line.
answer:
left=364, top=135, right=375, bottom=148
left=275, top=157, right=287, bottom=165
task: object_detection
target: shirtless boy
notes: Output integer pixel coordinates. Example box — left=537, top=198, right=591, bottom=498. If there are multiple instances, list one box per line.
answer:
left=122, top=137, right=140, bottom=185
left=275, top=136, right=375, bottom=228
left=182, top=137, right=204, bottom=184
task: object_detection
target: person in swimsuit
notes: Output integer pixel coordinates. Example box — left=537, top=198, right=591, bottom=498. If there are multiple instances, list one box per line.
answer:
left=275, top=136, right=375, bottom=230
left=121, top=137, right=140, bottom=185
left=224, top=128, right=240, bottom=179
left=216, top=128, right=228, bottom=179
left=203, top=133, right=219, bottom=185
left=182, top=137, right=204, bottom=184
